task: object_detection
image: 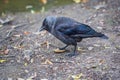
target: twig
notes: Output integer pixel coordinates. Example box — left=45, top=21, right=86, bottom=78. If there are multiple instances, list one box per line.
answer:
left=6, top=23, right=27, bottom=37
left=0, top=17, right=13, bottom=24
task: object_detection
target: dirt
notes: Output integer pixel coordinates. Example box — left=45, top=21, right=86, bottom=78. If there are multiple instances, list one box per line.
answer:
left=0, top=3, right=120, bottom=80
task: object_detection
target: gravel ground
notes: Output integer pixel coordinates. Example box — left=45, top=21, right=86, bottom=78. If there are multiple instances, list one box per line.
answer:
left=0, top=3, right=120, bottom=80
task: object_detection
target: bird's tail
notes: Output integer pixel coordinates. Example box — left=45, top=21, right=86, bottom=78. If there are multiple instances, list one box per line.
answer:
left=95, top=32, right=108, bottom=39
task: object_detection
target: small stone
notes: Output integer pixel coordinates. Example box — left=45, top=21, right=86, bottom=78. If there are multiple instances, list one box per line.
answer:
left=97, top=26, right=103, bottom=30
left=88, top=47, right=94, bottom=50
left=18, top=78, right=25, bottom=80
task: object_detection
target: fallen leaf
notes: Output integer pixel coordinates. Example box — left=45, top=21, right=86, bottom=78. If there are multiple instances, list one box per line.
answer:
left=18, top=78, right=25, bottom=80
left=4, top=49, right=9, bottom=55
left=99, top=59, right=105, bottom=65
left=77, top=47, right=86, bottom=52
left=54, top=48, right=66, bottom=53
left=41, top=41, right=50, bottom=49
left=24, top=62, right=28, bottom=66
left=73, top=0, right=81, bottom=3
left=24, top=31, right=30, bottom=35
left=40, top=0, right=47, bottom=4
left=0, top=59, right=6, bottom=63
left=13, top=34, right=21, bottom=37
left=71, top=73, right=83, bottom=80
left=82, top=0, right=89, bottom=3
left=26, top=78, right=32, bottom=80
left=73, top=0, right=88, bottom=3
left=42, top=59, right=53, bottom=65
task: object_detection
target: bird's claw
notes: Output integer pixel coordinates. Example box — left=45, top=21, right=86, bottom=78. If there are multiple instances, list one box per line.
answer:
left=59, top=48, right=65, bottom=50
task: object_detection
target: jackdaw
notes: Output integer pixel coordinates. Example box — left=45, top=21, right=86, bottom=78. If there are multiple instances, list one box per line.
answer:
left=39, top=16, right=108, bottom=57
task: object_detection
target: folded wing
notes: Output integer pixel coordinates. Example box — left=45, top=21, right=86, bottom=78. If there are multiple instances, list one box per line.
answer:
left=56, top=22, right=102, bottom=38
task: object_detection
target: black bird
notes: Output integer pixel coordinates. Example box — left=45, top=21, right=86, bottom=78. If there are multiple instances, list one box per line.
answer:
left=39, top=16, right=108, bottom=57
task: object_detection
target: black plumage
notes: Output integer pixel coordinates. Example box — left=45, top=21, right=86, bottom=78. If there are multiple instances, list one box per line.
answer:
left=39, top=16, right=108, bottom=57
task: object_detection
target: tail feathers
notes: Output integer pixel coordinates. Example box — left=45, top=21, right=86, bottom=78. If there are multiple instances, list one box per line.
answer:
left=71, top=32, right=108, bottom=39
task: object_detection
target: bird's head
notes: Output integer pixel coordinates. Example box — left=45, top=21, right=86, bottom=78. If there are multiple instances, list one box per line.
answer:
left=39, top=16, right=56, bottom=32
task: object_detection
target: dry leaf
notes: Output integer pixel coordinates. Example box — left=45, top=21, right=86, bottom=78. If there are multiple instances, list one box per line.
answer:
left=73, top=0, right=81, bottom=3
left=42, top=59, right=53, bottom=65
left=71, top=73, right=83, bottom=80
left=24, top=31, right=30, bottom=35
left=18, top=78, right=24, bottom=80
left=41, top=41, right=50, bottom=49
left=82, top=0, right=89, bottom=3
left=4, top=49, right=9, bottom=55
left=24, top=62, right=28, bottom=66
left=13, top=34, right=21, bottom=37
left=73, top=0, right=88, bottom=3
left=0, top=59, right=6, bottom=63
left=40, top=0, right=47, bottom=4
left=54, top=48, right=66, bottom=53
left=99, top=59, right=105, bottom=65
left=77, top=47, right=86, bottom=52
left=13, top=45, right=24, bottom=49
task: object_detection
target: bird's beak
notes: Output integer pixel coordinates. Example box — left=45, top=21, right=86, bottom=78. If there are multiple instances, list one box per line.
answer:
left=39, top=27, right=44, bottom=32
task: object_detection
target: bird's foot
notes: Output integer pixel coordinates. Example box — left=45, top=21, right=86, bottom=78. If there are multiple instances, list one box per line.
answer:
left=59, top=47, right=65, bottom=50
left=66, top=53, right=79, bottom=57
left=59, top=45, right=68, bottom=50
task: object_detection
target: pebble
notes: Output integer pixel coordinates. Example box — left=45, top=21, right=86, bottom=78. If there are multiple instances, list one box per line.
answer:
left=88, top=47, right=94, bottom=50
left=18, top=78, right=25, bottom=80
left=97, top=26, right=103, bottom=30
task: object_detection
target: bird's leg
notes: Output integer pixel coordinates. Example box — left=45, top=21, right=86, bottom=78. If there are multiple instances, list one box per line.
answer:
left=59, top=45, right=69, bottom=50
left=73, top=45, right=77, bottom=54
left=67, top=44, right=78, bottom=57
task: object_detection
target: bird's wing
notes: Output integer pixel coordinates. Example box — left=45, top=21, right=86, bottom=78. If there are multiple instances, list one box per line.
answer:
left=56, top=23, right=97, bottom=38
